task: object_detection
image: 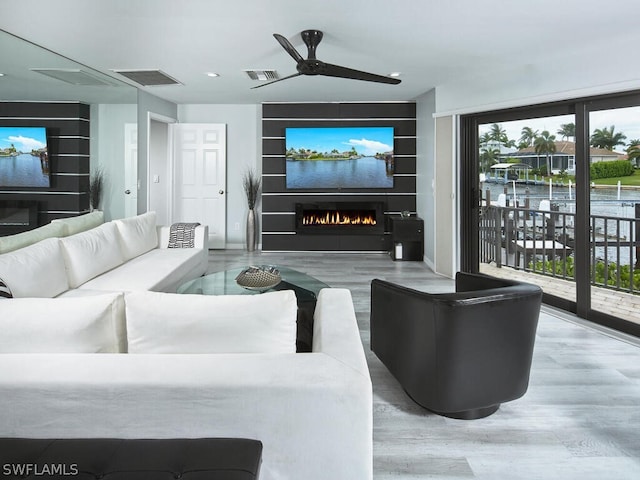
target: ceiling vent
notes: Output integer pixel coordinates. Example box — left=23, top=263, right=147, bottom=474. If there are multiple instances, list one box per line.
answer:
left=244, top=70, right=280, bottom=81
left=112, top=69, right=182, bottom=86
left=30, top=68, right=119, bottom=86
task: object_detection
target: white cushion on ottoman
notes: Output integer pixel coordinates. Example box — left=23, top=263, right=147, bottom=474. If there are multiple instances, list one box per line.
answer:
left=125, top=290, right=298, bottom=354
left=0, top=238, right=69, bottom=298
left=60, top=222, right=125, bottom=288
left=114, top=211, right=158, bottom=260
left=0, top=293, right=125, bottom=353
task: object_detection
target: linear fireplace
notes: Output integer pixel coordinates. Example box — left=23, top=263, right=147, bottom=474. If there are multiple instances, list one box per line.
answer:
left=295, top=202, right=385, bottom=235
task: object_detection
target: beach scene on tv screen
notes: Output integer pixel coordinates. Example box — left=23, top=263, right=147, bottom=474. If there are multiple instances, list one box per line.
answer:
left=286, top=126, right=394, bottom=189
left=0, top=126, right=50, bottom=188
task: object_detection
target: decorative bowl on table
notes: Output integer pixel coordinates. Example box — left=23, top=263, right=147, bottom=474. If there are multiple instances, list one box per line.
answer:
left=235, top=266, right=282, bottom=291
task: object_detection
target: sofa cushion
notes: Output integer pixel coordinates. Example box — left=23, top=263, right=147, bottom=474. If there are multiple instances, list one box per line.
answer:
left=0, top=222, right=66, bottom=254
left=60, top=222, right=126, bottom=289
left=52, top=211, right=104, bottom=236
left=0, top=293, right=125, bottom=353
left=0, top=238, right=69, bottom=298
left=114, top=211, right=158, bottom=260
left=78, top=247, right=206, bottom=293
left=125, top=290, right=298, bottom=354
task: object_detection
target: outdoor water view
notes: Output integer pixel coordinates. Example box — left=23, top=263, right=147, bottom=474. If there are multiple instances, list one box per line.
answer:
left=0, top=126, right=50, bottom=188
left=478, top=107, right=640, bottom=323
left=285, top=126, right=394, bottom=189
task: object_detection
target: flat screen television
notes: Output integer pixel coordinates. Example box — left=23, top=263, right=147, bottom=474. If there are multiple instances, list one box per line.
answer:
left=0, top=126, right=50, bottom=188
left=285, top=126, right=394, bottom=189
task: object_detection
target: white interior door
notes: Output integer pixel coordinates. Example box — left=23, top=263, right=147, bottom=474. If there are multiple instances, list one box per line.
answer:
left=123, top=123, right=138, bottom=217
left=172, top=124, right=226, bottom=248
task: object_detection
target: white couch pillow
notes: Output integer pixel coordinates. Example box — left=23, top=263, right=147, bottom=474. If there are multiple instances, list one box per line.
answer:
left=0, top=293, right=125, bottom=353
left=60, top=222, right=125, bottom=288
left=0, top=238, right=69, bottom=298
left=125, top=290, right=298, bottom=354
left=114, top=211, right=158, bottom=260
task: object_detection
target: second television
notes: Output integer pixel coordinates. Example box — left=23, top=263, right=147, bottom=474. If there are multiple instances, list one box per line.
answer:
left=0, top=126, right=50, bottom=188
left=285, top=126, right=394, bottom=189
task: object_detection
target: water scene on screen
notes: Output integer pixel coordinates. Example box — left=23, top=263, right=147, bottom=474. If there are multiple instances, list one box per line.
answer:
left=286, top=126, right=394, bottom=189
left=0, top=126, right=50, bottom=187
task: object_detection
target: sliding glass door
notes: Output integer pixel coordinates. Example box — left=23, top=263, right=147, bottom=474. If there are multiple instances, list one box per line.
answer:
left=585, top=103, right=640, bottom=327
left=461, top=92, right=640, bottom=336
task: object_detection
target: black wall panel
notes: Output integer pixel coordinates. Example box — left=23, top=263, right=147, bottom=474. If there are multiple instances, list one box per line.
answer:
left=261, top=102, right=417, bottom=251
left=0, top=102, right=90, bottom=234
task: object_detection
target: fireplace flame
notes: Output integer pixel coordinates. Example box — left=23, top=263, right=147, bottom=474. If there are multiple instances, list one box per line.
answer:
left=302, top=210, right=377, bottom=226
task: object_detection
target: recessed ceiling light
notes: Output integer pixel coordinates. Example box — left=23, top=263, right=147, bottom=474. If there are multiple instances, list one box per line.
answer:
left=0, top=73, right=5, bottom=77
left=206, top=72, right=220, bottom=77
left=389, top=72, right=402, bottom=78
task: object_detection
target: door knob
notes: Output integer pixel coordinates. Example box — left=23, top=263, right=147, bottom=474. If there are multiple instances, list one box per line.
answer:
left=219, top=190, right=224, bottom=195
left=125, top=189, right=131, bottom=195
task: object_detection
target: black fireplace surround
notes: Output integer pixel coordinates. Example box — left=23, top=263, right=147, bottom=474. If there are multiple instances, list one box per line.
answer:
left=0, top=200, right=38, bottom=236
left=295, top=201, right=385, bottom=235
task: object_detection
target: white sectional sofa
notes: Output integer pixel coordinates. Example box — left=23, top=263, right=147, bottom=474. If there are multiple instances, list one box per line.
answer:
left=0, top=211, right=208, bottom=297
left=0, top=212, right=373, bottom=480
left=0, top=289, right=373, bottom=480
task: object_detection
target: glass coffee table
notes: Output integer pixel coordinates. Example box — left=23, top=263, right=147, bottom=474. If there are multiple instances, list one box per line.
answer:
left=177, top=265, right=328, bottom=297
left=178, top=266, right=329, bottom=353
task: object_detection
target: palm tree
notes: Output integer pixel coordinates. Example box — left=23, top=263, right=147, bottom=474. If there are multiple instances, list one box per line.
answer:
left=534, top=130, right=557, bottom=175
left=627, top=139, right=640, bottom=167
left=488, top=123, right=516, bottom=149
left=480, top=147, right=500, bottom=173
left=557, top=123, right=575, bottom=141
left=519, top=126, right=539, bottom=148
left=590, top=125, right=627, bottom=151
left=479, top=131, right=492, bottom=148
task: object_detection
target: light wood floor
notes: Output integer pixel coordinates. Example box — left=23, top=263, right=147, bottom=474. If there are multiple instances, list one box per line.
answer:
left=210, top=250, right=640, bottom=480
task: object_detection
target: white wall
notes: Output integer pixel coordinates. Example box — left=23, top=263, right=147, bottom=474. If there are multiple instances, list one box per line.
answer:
left=90, top=103, right=137, bottom=221
left=415, top=89, right=436, bottom=269
left=177, top=104, right=261, bottom=249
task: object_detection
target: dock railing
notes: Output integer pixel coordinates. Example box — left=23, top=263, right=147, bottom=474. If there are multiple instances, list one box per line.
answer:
left=480, top=202, right=640, bottom=295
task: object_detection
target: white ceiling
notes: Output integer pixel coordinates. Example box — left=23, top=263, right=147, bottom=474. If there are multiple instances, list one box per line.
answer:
left=2, top=0, right=640, bottom=105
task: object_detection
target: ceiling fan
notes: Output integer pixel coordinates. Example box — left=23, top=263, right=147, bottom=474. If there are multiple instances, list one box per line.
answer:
left=252, top=29, right=401, bottom=89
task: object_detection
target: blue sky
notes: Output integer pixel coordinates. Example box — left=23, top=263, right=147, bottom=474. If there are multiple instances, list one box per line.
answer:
left=286, top=126, right=394, bottom=156
left=0, top=126, right=47, bottom=151
left=479, top=105, right=640, bottom=153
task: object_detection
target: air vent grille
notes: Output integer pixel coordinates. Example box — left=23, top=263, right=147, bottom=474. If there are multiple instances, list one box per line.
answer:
left=30, top=68, right=118, bottom=86
left=244, top=70, right=280, bottom=81
left=113, top=69, right=182, bottom=86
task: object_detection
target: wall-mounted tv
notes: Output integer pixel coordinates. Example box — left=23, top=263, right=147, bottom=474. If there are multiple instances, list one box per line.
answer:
left=0, top=126, right=50, bottom=188
left=285, top=126, right=394, bottom=189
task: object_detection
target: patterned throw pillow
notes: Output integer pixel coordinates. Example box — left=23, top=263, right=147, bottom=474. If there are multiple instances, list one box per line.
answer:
left=0, top=276, right=12, bottom=299
left=168, top=222, right=201, bottom=248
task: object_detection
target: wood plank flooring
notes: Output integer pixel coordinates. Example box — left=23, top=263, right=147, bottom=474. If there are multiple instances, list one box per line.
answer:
left=210, top=250, right=640, bottom=479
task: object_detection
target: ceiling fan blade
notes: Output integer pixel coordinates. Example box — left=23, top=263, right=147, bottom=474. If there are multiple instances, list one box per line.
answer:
left=320, top=62, right=401, bottom=85
left=250, top=72, right=303, bottom=89
left=273, top=34, right=304, bottom=64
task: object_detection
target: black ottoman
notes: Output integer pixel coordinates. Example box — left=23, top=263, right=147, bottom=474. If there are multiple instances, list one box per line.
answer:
left=0, top=438, right=262, bottom=479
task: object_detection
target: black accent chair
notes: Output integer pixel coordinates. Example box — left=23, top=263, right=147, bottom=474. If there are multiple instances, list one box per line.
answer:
left=371, top=272, right=543, bottom=420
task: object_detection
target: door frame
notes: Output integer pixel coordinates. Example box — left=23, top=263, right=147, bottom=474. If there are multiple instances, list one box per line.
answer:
left=146, top=112, right=177, bottom=220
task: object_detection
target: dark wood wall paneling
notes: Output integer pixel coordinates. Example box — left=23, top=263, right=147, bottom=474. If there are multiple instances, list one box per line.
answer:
left=261, top=102, right=417, bottom=251
left=0, top=102, right=90, bottom=233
